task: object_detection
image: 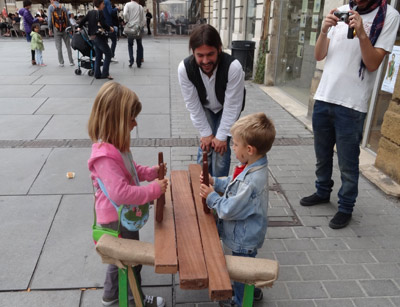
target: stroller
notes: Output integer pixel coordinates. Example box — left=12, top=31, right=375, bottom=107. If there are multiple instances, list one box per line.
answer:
left=71, top=27, right=97, bottom=76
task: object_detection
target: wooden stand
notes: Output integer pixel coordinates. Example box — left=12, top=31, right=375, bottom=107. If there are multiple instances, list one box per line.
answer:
left=156, top=152, right=165, bottom=223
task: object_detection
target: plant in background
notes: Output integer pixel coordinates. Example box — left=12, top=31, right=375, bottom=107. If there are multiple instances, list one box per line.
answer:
left=254, top=39, right=268, bottom=84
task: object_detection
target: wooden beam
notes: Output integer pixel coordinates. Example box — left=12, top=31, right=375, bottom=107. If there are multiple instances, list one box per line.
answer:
left=171, top=170, right=208, bottom=289
left=188, top=164, right=232, bottom=301
left=154, top=183, right=178, bottom=274
left=202, top=152, right=210, bottom=214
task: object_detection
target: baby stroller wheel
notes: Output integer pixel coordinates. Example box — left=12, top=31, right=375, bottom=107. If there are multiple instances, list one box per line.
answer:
left=88, top=70, right=94, bottom=76
left=75, top=69, right=82, bottom=75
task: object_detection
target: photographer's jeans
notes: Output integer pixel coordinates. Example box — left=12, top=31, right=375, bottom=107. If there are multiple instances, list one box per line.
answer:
left=110, top=26, right=118, bottom=58
left=312, top=100, right=366, bottom=214
left=93, top=36, right=112, bottom=78
left=197, top=108, right=231, bottom=177
left=127, top=36, right=143, bottom=65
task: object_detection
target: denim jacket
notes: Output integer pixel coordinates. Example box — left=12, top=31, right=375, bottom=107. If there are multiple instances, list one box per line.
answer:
left=206, top=155, right=269, bottom=253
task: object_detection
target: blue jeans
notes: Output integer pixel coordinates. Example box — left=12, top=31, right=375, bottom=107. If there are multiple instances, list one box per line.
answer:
left=93, top=36, right=112, bottom=78
left=312, top=100, right=366, bottom=214
left=232, top=250, right=257, bottom=306
left=109, top=27, right=118, bottom=58
left=127, top=36, right=143, bottom=65
left=35, top=49, right=43, bottom=65
left=197, top=108, right=231, bottom=177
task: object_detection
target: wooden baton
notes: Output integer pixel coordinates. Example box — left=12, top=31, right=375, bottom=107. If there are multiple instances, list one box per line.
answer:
left=156, top=152, right=165, bottom=222
left=202, top=152, right=210, bottom=214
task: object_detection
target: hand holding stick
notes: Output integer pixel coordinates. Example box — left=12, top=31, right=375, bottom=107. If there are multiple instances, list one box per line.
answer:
left=156, top=152, right=165, bottom=222
left=202, top=152, right=210, bottom=214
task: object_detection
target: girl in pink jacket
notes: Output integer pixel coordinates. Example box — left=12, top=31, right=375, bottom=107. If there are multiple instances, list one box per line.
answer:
left=88, top=81, right=167, bottom=307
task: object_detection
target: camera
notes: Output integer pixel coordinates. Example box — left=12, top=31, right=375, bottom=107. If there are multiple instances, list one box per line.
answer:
left=334, top=11, right=350, bottom=23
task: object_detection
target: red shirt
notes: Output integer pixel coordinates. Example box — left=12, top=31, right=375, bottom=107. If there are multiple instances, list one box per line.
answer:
left=232, top=164, right=247, bottom=180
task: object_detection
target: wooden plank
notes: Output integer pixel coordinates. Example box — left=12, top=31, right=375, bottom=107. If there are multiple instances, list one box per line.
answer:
left=188, top=164, right=233, bottom=301
left=171, top=170, right=208, bottom=289
left=154, top=183, right=178, bottom=274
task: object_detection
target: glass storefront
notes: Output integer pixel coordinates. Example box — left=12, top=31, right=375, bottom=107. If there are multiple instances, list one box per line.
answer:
left=154, top=0, right=202, bottom=35
left=274, top=0, right=324, bottom=106
left=365, top=0, right=400, bottom=153
left=245, top=0, right=256, bottom=40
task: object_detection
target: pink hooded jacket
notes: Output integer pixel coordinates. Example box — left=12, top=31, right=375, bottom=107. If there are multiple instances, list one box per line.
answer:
left=88, top=142, right=161, bottom=225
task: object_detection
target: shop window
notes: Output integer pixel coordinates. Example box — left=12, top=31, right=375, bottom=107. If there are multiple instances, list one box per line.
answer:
left=365, top=1, right=400, bottom=153
left=274, top=0, right=324, bottom=106
left=245, top=0, right=256, bottom=40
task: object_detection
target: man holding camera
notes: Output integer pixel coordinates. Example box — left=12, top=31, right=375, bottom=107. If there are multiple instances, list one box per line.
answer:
left=300, top=0, right=399, bottom=229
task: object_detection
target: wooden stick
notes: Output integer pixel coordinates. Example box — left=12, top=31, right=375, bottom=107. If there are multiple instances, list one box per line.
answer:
left=156, top=152, right=165, bottom=223
left=202, top=152, right=210, bottom=214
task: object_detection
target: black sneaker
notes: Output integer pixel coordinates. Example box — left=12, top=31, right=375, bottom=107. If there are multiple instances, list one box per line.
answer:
left=329, top=212, right=352, bottom=229
left=300, top=193, right=330, bottom=206
left=219, top=299, right=238, bottom=307
left=254, top=287, right=263, bottom=301
left=144, top=295, right=165, bottom=307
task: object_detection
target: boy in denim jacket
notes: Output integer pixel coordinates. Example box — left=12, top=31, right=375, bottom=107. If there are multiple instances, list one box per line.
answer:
left=200, top=112, right=276, bottom=307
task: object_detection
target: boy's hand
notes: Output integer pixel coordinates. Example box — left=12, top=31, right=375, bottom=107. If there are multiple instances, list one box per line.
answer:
left=200, top=183, right=214, bottom=199
left=156, top=178, right=168, bottom=193
left=154, top=163, right=167, bottom=176
left=200, top=171, right=214, bottom=185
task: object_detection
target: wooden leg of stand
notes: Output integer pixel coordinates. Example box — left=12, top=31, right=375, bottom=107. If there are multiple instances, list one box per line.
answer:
left=242, top=284, right=254, bottom=307
left=118, top=268, right=129, bottom=307
left=128, top=266, right=144, bottom=307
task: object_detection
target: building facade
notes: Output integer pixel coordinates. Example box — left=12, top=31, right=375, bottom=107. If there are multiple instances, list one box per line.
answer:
left=211, top=0, right=400, bottom=186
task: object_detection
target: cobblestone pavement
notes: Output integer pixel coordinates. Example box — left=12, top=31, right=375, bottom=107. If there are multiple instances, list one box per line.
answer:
left=0, top=36, right=399, bottom=307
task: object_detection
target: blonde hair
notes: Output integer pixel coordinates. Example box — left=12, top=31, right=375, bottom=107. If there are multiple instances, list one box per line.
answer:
left=230, top=112, right=276, bottom=155
left=88, top=81, right=142, bottom=152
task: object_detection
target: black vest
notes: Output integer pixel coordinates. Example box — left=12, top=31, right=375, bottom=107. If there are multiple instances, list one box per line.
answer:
left=183, top=52, right=245, bottom=111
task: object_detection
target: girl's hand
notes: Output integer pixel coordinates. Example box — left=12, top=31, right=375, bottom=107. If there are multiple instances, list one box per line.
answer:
left=200, top=171, right=214, bottom=185
left=156, top=178, right=168, bottom=193
left=200, top=183, right=214, bottom=199
left=154, top=163, right=168, bottom=176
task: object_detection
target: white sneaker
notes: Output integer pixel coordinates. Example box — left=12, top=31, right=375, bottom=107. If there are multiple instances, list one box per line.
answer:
left=111, top=57, right=118, bottom=63
left=70, top=62, right=75, bottom=66
left=101, top=296, right=118, bottom=306
left=59, top=63, right=64, bottom=67
left=144, top=295, right=165, bottom=307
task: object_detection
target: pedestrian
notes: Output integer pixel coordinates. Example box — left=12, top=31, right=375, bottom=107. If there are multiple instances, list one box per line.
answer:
left=87, top=81, right=167, bottom=307
left=146, top=9, right=152, bottom=35
left=48, top=0, right=74, bottom=67
left=177, top=24, right=245, bottom=177
left=103, top=0, right=119, bottom=62
left=300, top=0, right=400, bottom=229
left=30, top=23, right=46, bottom=66
left=77, top=0, right=114, bottom=80
left=123, top=0, right=145, bottom=68
left=199, top=112, right=275, bottom=307
left=19, top=0, right=42, bottom=65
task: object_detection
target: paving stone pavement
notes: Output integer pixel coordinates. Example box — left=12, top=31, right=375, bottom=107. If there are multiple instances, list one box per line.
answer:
left=0, top=35, right=399, bottom=307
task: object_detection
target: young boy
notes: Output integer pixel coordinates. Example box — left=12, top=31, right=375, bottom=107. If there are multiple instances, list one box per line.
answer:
left=200, top=112, right=276, bottom=307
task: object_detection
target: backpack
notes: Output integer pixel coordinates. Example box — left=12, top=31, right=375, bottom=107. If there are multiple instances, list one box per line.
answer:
left=51, top=5, right=68, bottom=32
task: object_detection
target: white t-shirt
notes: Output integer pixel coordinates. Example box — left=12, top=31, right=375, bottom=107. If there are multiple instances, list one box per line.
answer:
left=314, top=4, right=399, bottom=113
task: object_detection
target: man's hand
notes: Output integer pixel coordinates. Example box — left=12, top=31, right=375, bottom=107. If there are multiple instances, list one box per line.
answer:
left=349, top=10, right=366, bottom=39
left=212, top=138, right=227, bottom=155
left=110, top=26, right=114, bottom=32
left=199, top=183, right=214, bottom=200
left=200, top=135, right=213, bottom=152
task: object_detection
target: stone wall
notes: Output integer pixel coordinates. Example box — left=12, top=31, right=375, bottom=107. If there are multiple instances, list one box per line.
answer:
left=375, top=68, right=400, bottom=184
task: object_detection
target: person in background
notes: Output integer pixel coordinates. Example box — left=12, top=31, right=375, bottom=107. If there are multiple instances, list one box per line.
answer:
left=30, top=23, right=46, bottom=66
left=19, top=0, right=43, bottom=65
left=300, top=0, right=400, bottom=229
left=145, top=9, right=152, bottom=35
left=103, top=0, right=119, bottom=62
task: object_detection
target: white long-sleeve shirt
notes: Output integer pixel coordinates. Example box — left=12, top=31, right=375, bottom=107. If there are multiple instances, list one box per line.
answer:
left=123, top=1, right=145, bottom=27
left=177, top=59, right=244, bottom=141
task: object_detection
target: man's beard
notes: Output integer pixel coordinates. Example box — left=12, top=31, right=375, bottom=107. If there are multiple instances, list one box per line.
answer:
left=198, top=52, right=221, bottom=74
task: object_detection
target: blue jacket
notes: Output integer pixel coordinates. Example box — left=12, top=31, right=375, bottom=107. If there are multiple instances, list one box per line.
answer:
left=206, top=156, right=269, bottom=253
left=103, top=0, right=118, bottom=27
left=18, top=7, right=39, bottom=34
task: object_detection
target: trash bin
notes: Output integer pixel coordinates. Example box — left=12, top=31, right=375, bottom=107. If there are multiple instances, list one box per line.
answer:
left=231, top=40, right=256, bottom=80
